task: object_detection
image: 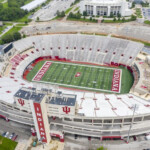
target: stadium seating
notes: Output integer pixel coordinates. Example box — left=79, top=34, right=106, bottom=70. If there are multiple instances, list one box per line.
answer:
left=13, top=34, right=143, bottom=66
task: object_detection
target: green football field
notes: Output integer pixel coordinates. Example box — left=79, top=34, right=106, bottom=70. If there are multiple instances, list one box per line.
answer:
left=26, top=60, right=134, bottom=94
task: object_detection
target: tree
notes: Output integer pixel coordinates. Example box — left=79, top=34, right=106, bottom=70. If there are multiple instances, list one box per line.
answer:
left=113, top=17, right=116, bottom=21
left=0, top=3, right=3, bottom=10
left=36, top=17, right=39, bottom=21
left=76, top=12, right=81, bottom=19
left=1, top=34, right=14, bottom=43
left=56, top=10, right=60, bottom=17
left=110, top=12, right=114, bottom=18
left=13, top=32, right=21, bottom=41
left=22, top=34, right=26, bottom=38
left=122, top=17, right=125, bottom=22
left=68, top=12, right=74, bottom=18
left=118, top=17, right=120, bottom=21
left=0, top=7, right=27, bottom=21
left=24, top=21, right=28, bottom=24
left=131, top=2, right=135, bottom=8
left=83, top=11, right=87, bottom=17
left=90, top=16, right=92, bottom=21
left=117, top=13, right=121, bottom=18
left=130, top=15, right=137, bottom=21
left=60, top=11, right=65, bottom=17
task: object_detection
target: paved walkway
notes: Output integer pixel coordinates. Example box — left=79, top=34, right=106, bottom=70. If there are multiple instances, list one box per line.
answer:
left=64, top=135, right=150, bottom=150
left=31, top=141, right=64, bottom=150
left=0, top=25, right=13, bottom=37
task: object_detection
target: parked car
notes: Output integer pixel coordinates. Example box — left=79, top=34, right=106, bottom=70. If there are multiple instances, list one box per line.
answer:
left=2, top=132, right=6, bottom=137
left=12, top=135, right=18, bottom=141
left=9, top=133, right=15, bottom=139
left=145, top=135, right=150, bottom=140
left=4, top=132, right=9, bottom=138
left=32, top=141, right=37, bottom=147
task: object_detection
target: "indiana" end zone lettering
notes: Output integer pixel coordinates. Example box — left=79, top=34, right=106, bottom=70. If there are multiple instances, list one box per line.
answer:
left=111, top=69, right=121, bottom=93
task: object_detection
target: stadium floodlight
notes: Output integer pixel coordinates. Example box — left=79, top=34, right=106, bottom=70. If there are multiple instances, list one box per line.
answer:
left=127, top=104, right=139, bottom=143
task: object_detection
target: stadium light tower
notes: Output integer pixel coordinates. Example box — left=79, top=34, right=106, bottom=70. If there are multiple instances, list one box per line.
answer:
left=127, top=104, right=138, bottom=143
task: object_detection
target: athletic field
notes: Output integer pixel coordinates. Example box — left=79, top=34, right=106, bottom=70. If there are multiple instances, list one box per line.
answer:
left=26, top=60, right=134, bottom=94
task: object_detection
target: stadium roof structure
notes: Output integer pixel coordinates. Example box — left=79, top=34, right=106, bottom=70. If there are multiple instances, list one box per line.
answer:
left=0, top=75, right=150, bottom=117
left=21, top=0, right=47, bottom=11
left=0, top=77, right=33, bottom=104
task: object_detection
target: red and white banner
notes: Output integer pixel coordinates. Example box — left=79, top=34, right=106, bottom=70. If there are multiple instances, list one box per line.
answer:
left=111, top=69, right=121, bottom=93
left=75, top=72, right=81, bottom=77
left=33, top=61, right=52, bottom=81
left=34, top=103, right=47, bottom=143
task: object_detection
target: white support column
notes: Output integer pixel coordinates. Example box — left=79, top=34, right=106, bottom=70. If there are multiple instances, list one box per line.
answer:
left=93, top=5, right=96, bottom=16
left=107, top=6, right=111, bottom=16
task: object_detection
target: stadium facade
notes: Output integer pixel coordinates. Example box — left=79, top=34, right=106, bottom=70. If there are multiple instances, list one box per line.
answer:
left=80, top=0, right=133, bottom=16
left=0, top=34, right=150, bottom=144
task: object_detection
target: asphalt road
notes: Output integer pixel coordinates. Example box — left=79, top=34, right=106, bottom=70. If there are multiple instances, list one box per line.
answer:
left=64, top=134, right=150, bottom=150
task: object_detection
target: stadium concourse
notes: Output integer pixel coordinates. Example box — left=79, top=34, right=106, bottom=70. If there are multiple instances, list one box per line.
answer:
left=0, top=34, right=150, bottom=143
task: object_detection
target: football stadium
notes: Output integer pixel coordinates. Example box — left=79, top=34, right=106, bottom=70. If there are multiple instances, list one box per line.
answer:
left=0, top=34, right=150, bottom=143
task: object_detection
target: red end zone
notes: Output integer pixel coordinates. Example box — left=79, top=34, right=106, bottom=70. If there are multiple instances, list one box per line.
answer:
left=111, top=69, right=121, bottom=93
left=33, top=61, right=52, bottom=81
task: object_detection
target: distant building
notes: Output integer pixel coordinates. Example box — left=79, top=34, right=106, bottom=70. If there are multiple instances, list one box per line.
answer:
left=80, top=0, right=133, bottom=17
left=21, top=0, right=47, bottom=11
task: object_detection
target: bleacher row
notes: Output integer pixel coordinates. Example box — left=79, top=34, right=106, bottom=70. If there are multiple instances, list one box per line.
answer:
left=13, top=34, right=144, bottom=66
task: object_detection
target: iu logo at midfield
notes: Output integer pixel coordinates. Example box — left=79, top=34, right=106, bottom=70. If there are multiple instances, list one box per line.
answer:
left=75, top=72, right=81, bottom=77
left=18, top=98, right=25, bottom=106
left=62, top=106, right=70, bottom=114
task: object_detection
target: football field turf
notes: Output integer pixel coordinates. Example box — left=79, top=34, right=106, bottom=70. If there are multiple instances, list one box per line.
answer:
left=26, top=60, right=133, bottom=94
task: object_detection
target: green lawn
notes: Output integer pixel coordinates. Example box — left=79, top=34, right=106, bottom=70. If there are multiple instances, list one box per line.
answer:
left=24, top=0, right=34, bottom=5
left=0, top=25, right=7, bottom=34
left=1, top=26, right=22, bottom=38
left=15, top=13, right=32, bottom=22
left=144, top=20, right=150, bottom=25
left=3, top=22, right=13, bottom=26
left=0, top=135, right=17, bottom=150
left=65, top=7, right=73, bottom=14
left=2, top=2, right=8, bottom=8
left=26, top=61, right=134, bottom=94
left=74, top=7, right=79, bottom=12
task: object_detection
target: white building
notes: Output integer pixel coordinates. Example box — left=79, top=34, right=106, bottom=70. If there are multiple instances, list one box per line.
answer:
left=80, top=0, right=133, bottom=17
left=21, top=0, right=47, bottom=11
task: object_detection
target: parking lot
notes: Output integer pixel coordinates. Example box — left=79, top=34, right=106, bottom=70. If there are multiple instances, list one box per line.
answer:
left=142, top=8, right=150, bottom=20
left=0, top=119, right=31, bottom=143
left=32, top=0, right=75, bottom=21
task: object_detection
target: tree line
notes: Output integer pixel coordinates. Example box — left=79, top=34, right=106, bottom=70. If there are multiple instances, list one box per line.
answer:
left=0, top=0, right=28, bottom=21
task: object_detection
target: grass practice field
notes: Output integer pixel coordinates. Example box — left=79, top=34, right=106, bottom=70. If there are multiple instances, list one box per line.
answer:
left=0, top=136, right=17, bottom=150
left=26, top=60, right=134, bottom=94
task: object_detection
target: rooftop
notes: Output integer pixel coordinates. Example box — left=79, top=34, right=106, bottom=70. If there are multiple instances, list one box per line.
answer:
left=21, top=0, right=47, bottom=11
left=49, top=92, right=76, bottom=106
left=14, top=88, right=45, bottom=103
